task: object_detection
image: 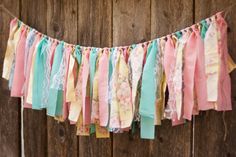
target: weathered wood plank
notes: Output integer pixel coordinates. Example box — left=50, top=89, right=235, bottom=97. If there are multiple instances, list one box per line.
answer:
left=20, top=0, right=48, bottom=156
left=46, top=0, right=78, bottom=156
left=112, top=0, right=152, bottom=156
left=194, top=1, right=236, bottom=157
left=150, top=1, right=193, bottom=157
left=77, top=0, right=112, bottom=157
left=78, top=0, right=112, bottom=47
left=151, top=0, right=193, bottom=37
left=113, top=0, right=151, bottom=46
left=0, top=0, right=21, bottom=156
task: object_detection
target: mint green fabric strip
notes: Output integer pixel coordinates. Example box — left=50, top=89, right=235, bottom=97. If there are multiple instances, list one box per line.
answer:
left=139, top=40, right=158, bottom=139
left=141, top=117, right=154, bottom=139
left=200, top=20, right=209, bottom=39
left=131, top=121, right=136, bottom=134
left=90, top=124, right=96, bottom=134
left=47, top=42, right=64, bottom=117
left=55, top=90, right=64, bottom=116
left=32, top=37, right=48, bottom=110
left=74, top=46, right=82, bottom=80
left=108, top=48, right=114, bottom=80
left=175, top=31, right=182, bottom=39
left=75, top=45, right=82, bottom=65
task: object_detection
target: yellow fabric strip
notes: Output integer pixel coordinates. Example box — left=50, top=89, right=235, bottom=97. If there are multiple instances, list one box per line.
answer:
left=2, top=23, right=21, bottom=80
left=66, top=52, right=76, bottom=102
left=227, top=53, right=236, bottom=73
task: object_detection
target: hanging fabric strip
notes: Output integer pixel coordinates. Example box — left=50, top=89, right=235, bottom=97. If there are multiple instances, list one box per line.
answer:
left=47, top=41, right=65, bottom=117
left=66, top=45, right=81, bottom=103
left=41, top=40, right=58, bottom=109
left=204, top=19, right=220, bottom=104
left=154, top=39, right=166, bottom=125
left=89, top=48, right=98, bottom=115
left=23, top=29, right=36, bottom=101
left=91, top=51, right=101, bottom=124
left=66, top=52, right=76, bottom=102
left=98, top=48, right=109, bottom=127
left=183, top=28, right=198, bottom=120
left=109, top=48, right=121, bottom=129
left=81, top=49, right=90, bottom=125
left=68, top=47, right=82, bottom=123
left=8, top=23, right=23, bottom=90
left=24, top=34, right=41, bottom=108
left=128, top=45, right=145, bottom=119
left=172, top=32, right=190, bottom=120
left=193, top=26, right=209, bottom=111
left=62, top=45, right=73, bottom=120
left=139, top=40, right=158, bottom=139
left=215, top=12, right=232, bottom=111
left=163, top=35, right=177, bottom=120
left=89, top=48, right=98, bottom=132
left=117, top=47, right=133, bottom=129
left=11, top=25, right=27, bottom=97
left=25, top=36, right=41, bottom=105
left=2, top=18, right=19, bottom=80
left=24, top=29, right=36, bottom=82
left=32, top=37, right=50, bottom=109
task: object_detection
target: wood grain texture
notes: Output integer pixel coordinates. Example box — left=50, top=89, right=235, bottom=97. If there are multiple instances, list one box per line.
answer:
left=151, top=0, right=193, bottom=38
left=0, top=0, right=21, bottom=157
left=46, top=0, right=78, bottom=157
left=21, top=0, right=48, bottom=156
left=113, top=0, right=151, bottom=46
left=112, top=0, right=152, bottom=156
left=77, top=0, right=112, bottom=156
left=113, top=131, right=152, bottom=157
left=194, top=1, right=236, bottom=157
left=150, top=1, right=193, bottom=157
left=78, top=0, right=112, bottom=47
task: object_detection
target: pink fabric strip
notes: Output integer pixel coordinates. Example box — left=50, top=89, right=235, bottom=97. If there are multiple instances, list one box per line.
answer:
left=82, top=50, right=90, bottom=125
left=24, top=34, right=42, bottom=108
left=11, top=26, right=27, bottom=97
left=10, top=18, right=18, bottom=33
left=98, top=49, right=109, bottom=127
left=216, top=13, right=232, bottom=111
left=122, top=48, right=129, bottom=63
left=183, top=29, right=198, bottom=120
left=62, top=46, right=72, bottom=120
left=164, top=36, right=184, bottom=125
left=193, top=28, right=209, bottom=111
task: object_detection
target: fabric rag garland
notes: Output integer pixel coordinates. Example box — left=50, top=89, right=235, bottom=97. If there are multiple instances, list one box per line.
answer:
left=2, top=12, right=236, bottom=139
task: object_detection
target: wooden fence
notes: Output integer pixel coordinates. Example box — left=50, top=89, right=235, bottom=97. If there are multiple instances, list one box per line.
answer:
left=0, top=0, right=236, bottom=157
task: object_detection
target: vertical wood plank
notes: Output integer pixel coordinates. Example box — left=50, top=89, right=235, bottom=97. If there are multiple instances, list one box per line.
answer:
left=47, top=0, right=78, bottom=156
left=150, top=1, right=193, bottom=156
left=112, top=0, right=152, bottom=156
left=78, top=0, right=112, bottom=47
left=20, top=0, right=48, bottom=156
left=0, top=0, right=21, bottom=156
left=113, top=0, right=151, bottom=46
left=77, top=0, right=112, bottom=157
left=194, top=1, right=236, bottom=157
